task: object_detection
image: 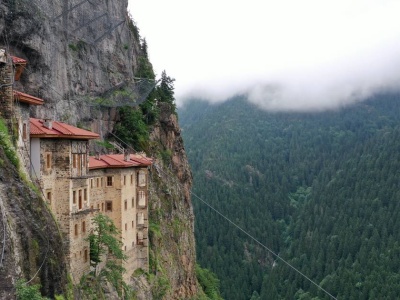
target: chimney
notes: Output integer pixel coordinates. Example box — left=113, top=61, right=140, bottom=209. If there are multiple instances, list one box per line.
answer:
left=0, top=51, right=13, bottom=122
left=124, top=150, right=130, bottom=162
left=95, top=152, right=100, bottom=160
left=43, top=119, right=52, bottom=130
left=0, top=49, right=7, bottom=64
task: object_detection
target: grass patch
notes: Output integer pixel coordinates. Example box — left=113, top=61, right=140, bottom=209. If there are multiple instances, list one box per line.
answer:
left=0, top=117, right=19, bottom=168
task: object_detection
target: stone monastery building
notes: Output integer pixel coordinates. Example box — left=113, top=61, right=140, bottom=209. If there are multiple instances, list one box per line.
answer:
left=0, top=51, right=152, bottom=283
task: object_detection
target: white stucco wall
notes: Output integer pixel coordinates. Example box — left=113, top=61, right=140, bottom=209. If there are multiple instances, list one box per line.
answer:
left=30, top=138, right=40, bottom=179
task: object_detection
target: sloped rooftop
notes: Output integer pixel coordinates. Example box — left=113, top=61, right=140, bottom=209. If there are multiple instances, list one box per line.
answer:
left=89, top=154, right=152, bottom=169
left=30, top=118, right=99, bottom=139
left=11, top=56, right=27, bottom=64
left=14, top=91, right=44, bottom=106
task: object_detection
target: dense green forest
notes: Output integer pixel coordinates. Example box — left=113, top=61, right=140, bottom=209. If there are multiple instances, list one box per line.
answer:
left=179, top=94, right=400, bottom=299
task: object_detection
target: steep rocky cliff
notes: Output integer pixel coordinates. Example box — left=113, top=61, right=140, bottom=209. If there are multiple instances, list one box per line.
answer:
left=0, top=0, right=198, bottom=298
left=144, top=103, right=198, bottom=299
left=0, top=0, right=141, bottom=134
left=0, top=124, right=67, bottom=298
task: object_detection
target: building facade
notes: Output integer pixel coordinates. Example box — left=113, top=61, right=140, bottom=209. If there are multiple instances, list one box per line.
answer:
left=88, top=153, right=151, bottom=281
left=30, top=118, right=99, bottom=281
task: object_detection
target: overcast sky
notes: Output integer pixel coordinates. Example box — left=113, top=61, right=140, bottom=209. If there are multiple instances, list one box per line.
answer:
left=128, top=0, right=400, bottom=111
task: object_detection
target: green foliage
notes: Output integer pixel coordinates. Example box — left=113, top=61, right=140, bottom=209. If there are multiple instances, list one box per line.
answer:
left=151, top=274, right=170, bottom=300
left=68, top=43, right=78, bottom=51
left=155, top=70, right=176, bottom=114
left=137, top=56, right=155, bottom=79
left=82, top=214, right=129, bottom=298
left=68, top=40, right=86, bottom=52
left=160, top=149, right=172, bottom=166
left=149, top=222, right=162, bottom=240
left=0, top=117, right=19, bottom=168
left=195, top=265, right=223, bottom=300
left=16, top=279, right=48, bottom=300
left=87, top=214, right=126, bottom=268
left=113, top=106, right=149, bottom=151
left=95, top=140, right=115, bottom=150
left=180, top=94, right=400, bottom=299
left=127, top=13, right=140, bottom=41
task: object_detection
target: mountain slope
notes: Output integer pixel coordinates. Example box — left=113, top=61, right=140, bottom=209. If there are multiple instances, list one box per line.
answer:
left=180, top=94, right=400, bottom=299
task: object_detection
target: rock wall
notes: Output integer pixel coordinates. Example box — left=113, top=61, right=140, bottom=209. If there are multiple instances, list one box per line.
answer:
left=0, top=0, right=140, bottom=133
left=144, top=103, right=198, bottom=299
left=0, top=143, right=67, bottom=298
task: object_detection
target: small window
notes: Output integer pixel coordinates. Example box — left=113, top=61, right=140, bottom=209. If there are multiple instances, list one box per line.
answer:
left=90, top=179, right=93, bottom=188
left=74, top=224, right=78, bottom=236
left=137, top=231, right=144, bottom=245
left=106, top=176, right=113, bottom=187
left=138, top=171, right=146, bottom=186
left=73, top=190, right=76, bottom=204
left=101, top=203, right=104, bottom=212
left=106, top=201, right=112, bottom=212
left=72, top=154, right=77, bottom=168
left=84, top=188, right=87, bottom=201
left=22, top=123, right=27, bottom=140
left=46, top=191, right=52, bottom=204
left=78, top=190, right=82, bottom=209
left=97, top=204, right=100, bottom=210
left=97, top=178, right=100, bottom=187
left=124, top=246, right=127, bottom=251
left=138, top=190, right=146, bottom=207
left=84, top=249, right=88, bottom=262
left=124, top=200, right=127, bottom=210
left=123, top=175, right=126, bottom=186
left=46, top=153, right=52, bottom=169
left=82, top=221, right=86, bottom=233
left=77, top=155, right=82, bottom=174
left=131, top=197, right=134, bottom=208
left=82, top=154, right=86, bottom=170
left=132, top=220, right=134, bottom=228
left=131, top=174, right=133, bottom=185
left=125, top=223, right=127, bottom=231
left=101, top=177, right=104, bottom=187
left=137, top=212, right=144, bottom=226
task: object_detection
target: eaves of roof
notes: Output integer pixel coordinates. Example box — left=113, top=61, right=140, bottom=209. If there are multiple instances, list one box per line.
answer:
left=30, top=118, right=99, bottom=139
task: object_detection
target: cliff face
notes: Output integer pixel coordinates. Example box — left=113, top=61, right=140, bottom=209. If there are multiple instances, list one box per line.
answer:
left=0, top=0, right=140, bottom=135
left=145, top=103, right=198, bottom=299
left=0, top=140, right=67, bottom=298
left=0, top=0, right=198, bottom=298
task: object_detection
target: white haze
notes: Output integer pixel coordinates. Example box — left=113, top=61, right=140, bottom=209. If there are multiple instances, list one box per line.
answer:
left=128, top=0, right=400, bottom=112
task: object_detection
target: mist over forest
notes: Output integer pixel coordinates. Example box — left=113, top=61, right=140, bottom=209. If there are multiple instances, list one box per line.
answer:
left=180, top=93, right=400, bottom=299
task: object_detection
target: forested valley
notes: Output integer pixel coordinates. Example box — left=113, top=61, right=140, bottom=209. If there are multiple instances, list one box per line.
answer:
left=179, top=94, right=400, bottom=299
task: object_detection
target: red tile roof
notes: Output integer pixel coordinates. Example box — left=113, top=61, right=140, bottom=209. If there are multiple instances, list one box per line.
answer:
left=14, top=91, right=44, bottom=106
left=30, top=118, right=99, bottom=139
left=11, top=56, right=27, bottom=64
left=89, top=154, right=152, bottom=169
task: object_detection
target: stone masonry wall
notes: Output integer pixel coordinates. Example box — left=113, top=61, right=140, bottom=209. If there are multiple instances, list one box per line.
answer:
left=39, top=138, right=90, bottom=283
left=0, top=57, right=13, bottom=123
left=89, top=166, right=149, bottom=282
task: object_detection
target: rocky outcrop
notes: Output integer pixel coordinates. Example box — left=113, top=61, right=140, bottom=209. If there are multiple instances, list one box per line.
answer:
left=0, top=0, right=140, bottom=135
left=145, top=103, right=198, bottom=299
left=0, top=143, right=67, bottom=298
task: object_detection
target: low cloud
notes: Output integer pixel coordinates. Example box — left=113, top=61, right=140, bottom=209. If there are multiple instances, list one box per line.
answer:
left=129, top=0, right=400, bottom=112
left=174, top=1, right=400, bottom=112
